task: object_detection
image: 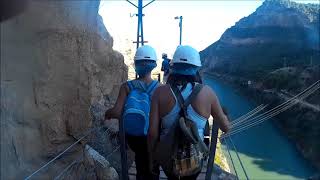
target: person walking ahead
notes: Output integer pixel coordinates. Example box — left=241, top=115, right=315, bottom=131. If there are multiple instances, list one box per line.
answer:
left=148, top=45, right=230, bottom=180
left=161, top=53, right=171, bottom=82
left=105, top=45, right=159, bottom=180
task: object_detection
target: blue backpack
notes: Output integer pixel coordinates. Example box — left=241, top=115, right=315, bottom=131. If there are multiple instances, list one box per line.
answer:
left=123, top=80, right=159, bottom=136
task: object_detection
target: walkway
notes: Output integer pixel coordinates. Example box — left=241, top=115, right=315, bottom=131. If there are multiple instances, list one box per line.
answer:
left=128, top=162, right=215, bottom=180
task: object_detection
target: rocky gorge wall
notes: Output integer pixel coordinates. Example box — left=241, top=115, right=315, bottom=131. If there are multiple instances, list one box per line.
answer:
left=1, top=0, right=127, bottom=179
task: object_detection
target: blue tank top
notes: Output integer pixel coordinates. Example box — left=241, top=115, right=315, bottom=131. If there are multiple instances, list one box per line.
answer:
left=161, top=83, right=207, bottom=140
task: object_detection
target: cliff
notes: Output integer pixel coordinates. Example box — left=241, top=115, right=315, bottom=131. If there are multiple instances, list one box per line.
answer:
left=200, top=0, right=320, bottom=171
left=1, top=0, right=127, bottom=179
left=200, top=0, right=319, bottom=79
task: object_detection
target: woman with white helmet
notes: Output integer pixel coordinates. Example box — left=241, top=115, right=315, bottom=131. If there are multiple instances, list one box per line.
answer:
left=105, top=45, right=159, bottom=180
left=148, top=45, right=230, bottom=180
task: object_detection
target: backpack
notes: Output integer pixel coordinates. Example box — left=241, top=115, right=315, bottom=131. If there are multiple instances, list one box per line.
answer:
left=153, top=83, right=209, bottom=177
left=123, top=80, right=159, bottom=136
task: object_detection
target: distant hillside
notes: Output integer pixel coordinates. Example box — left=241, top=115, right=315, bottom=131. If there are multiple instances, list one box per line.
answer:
left=200, top=0, right=320, bottom=171
left=200, top=0, right=320, bottom=79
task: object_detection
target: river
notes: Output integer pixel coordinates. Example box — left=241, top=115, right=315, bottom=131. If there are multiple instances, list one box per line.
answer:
left=204, top=75, right=316, bottom=179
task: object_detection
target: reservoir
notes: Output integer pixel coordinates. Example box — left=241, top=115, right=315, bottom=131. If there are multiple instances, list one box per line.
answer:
left=204, top=75, right=316, bottom=179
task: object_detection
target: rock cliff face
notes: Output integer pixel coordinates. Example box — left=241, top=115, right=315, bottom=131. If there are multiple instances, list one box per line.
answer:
left=200, top=0, right=320, bottom=171
left=1, top=0, right=127, bottom=179
left=200, top=0, right=319, bottom=78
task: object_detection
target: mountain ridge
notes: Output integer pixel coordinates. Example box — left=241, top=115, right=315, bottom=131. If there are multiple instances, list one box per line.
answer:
left=200, top=0, right=319, bottom=77
left=200, top=0, right=320, bottom=171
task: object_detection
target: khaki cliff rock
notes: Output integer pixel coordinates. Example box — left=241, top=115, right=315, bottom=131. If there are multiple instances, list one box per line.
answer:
left=1, top=0, right=127, bottom=179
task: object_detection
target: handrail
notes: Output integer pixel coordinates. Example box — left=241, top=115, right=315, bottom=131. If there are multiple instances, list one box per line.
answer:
left=205, top=122, right=220, bottom=180
left=229, top=137, right=249, bottom=180
left=224, top=139, right=239, bottom=179
left=24, top=126, right=109, bottom=180
left=53, top=156, right=82, bottom=180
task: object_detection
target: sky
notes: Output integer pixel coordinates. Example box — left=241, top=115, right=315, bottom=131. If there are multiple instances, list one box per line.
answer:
left=98, top=0, right=319, bottom=59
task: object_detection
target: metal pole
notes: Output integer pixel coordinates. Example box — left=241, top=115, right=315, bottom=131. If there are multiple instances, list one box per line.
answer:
left=119, top=117, right=129, bottom=180
left=205, top=122, right=219, bottom=180
left=179, top=16, right=182, bottom=45
left=139, top=0, right=144, bottom=46
left=128, top=0, right=155, bottom=48
left=137, top=0, right=141, bottom=48
left=143, top=0, right=156, bottom=8
left=136, top=12, right=140, bottom=49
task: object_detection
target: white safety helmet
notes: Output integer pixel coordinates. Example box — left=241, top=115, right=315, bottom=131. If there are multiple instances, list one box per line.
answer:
left=171, top=45, right=201, bottom=67
left=134, top=45, right=157, bottom=62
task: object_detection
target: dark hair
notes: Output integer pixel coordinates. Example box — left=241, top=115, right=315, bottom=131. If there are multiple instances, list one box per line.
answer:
left=195, top=71, right=203, bottom=84
left=167, top=72, right=202, bottom=86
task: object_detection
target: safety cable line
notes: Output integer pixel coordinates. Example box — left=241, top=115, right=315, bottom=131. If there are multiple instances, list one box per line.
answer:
left=231, top=104, right=268, bottom=127
left=228, top=137, right=249, bottom=180
left=54, top=145, right=121, bottom=180
left=221, top=82, right=319, bottom=139
left=222, top=90, right=317, bottom=139
left=230, top=105, right=265, bottom=125
left=233, top=80, right=319, bottom=128
left=106, top=145, right=121, bottom=159
left=229, top=88, right=313, bottom=134
left=222, top=86, right=318, bottom=139
left=53, top=156, right=82, bottom=180
left=223, top=81, right=319, bottom=137
left=223, top=139, right=239, bottom=179
left=230, top=80, right=319, bottom=131
left=230, top=81, right=312, bottom=131
left=226, top=83, right=319, bottom=137
left=24, top=125, right=110, bottom=180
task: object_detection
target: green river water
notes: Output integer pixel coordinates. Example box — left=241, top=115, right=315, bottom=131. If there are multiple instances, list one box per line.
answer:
left=204, top=76, right=316, bottom=180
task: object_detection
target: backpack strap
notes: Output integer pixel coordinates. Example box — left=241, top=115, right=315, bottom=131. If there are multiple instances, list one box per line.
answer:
left=128, top=80, right=158, bottom=93
left=127, top=81, right=134, bottom=91
left=171, top=83, right=204, bottom=144
left=128, top=80, right=147, bottom=92
left=146, top=80, right=159, bottom=95
left=170, top=85, right=185, bottom=111
left=183, top=83, right=203, bottom=108
left=171, top=83, right=204, bottom=112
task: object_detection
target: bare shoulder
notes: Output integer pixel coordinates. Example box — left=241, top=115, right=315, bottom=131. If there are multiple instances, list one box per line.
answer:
left=120, top=82, right=129, bottom=94
left=201, top=85, right=217, bottom=100
left=201, top=85, right=213, bottom=94
left=156, top=84, right=170, bottom=92
left=154, top=84, right=171, bottom=93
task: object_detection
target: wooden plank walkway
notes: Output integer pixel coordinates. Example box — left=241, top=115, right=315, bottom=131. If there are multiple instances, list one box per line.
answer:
left=128, top=163, right=168, bottom=180
left=128, top=162, right=209, bottom=180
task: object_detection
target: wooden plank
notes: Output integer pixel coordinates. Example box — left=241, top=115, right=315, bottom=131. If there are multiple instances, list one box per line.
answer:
left=128, top=163, right=209, bottom=179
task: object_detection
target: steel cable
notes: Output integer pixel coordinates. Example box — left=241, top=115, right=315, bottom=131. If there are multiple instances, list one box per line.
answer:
left=230, top=80, right=319, bottom=131
left=221, top=81, right=319, bottom=139
left=24, top=125, right=113, bottom=180
left=228, top=137, right=249, bottom=180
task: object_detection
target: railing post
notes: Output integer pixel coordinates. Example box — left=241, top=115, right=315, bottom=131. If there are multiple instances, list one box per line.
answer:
left=205, top=122, right=220, bottom=180
left=119, top=117, right=129, bottom=180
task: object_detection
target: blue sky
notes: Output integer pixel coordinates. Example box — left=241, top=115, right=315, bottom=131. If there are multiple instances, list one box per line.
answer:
left=99, top=0, right=319, bottom=58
